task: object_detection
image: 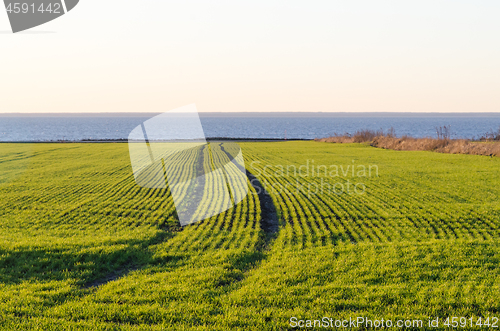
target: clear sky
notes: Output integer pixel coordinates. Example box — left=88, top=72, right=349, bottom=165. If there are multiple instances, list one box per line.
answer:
left=1, top=0, right=500, bottom=113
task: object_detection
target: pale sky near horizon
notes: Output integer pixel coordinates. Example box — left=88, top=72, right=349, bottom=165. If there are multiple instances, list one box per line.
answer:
left=1, top=1, right=500, bottom=113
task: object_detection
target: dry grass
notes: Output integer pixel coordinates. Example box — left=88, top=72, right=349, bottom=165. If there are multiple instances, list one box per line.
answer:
left=316, top=130, right=500, bottom=157
left=372, top=136, right=500, bottom=156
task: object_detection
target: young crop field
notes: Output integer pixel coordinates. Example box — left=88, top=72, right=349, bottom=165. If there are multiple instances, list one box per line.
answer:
left=0, top=141, right=499, bottom=330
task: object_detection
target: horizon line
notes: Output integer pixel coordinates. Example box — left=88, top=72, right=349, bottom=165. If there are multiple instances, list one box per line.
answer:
left=1, top=111, right=500, bottom=117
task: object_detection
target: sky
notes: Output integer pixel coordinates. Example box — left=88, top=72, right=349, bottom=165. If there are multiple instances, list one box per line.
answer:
left=1, top=0, right=500, bottom=113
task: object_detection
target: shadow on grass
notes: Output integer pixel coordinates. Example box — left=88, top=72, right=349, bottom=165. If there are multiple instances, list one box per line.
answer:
left=0, top=230, right=187, bottom=288
left=0, top=168, right=282, bottom=291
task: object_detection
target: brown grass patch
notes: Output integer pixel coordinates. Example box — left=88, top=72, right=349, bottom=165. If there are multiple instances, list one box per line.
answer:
left=316, top=130, right=500, bottom=157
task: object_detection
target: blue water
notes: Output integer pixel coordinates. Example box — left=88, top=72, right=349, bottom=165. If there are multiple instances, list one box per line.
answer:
left=1, top=114, right=500, bottom=141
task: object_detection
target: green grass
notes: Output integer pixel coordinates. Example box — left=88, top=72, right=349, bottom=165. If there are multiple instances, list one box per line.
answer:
left=0, top=141, right=499, bottom=330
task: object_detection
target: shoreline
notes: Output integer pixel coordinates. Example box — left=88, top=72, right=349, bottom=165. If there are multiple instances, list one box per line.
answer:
left=0, top=138, right=313, bottom=143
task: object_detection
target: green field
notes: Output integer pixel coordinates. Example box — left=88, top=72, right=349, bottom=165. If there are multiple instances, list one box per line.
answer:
left=1, top=141, right=500, bottom=330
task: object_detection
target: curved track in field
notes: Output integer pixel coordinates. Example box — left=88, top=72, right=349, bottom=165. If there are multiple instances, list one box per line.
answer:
left=246, top=170, right=279, bottom=236
left=216, top=141, right=279, bottom=236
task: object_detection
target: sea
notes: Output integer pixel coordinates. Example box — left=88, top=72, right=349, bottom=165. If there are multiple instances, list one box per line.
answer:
left=1, top=113, right=500, bottom=142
